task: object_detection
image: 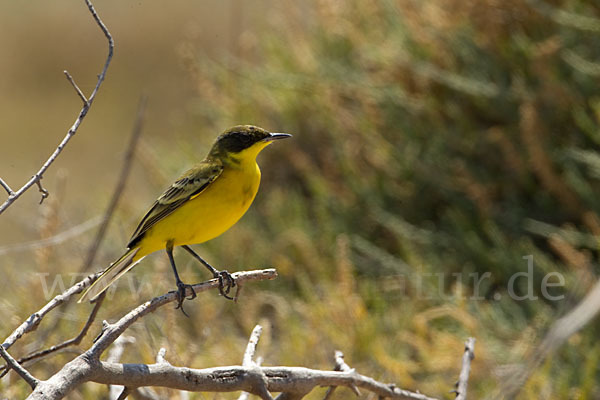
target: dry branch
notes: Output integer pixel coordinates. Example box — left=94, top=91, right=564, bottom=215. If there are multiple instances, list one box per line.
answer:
left=84, top=363, right=439, bottom=400
left=0, top=0, right=113, bottom=215
left=25, top=269, right=278, bottom=399
left=454, top=338, right=475, bottom=400
left=495, top=277, right=600, bottom=399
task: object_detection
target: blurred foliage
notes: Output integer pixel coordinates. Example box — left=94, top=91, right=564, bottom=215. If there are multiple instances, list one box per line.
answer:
left=3, top=0, right=600, bottom=399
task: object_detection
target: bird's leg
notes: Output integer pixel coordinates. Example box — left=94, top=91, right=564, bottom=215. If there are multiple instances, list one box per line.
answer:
left=166, top=242, right=196, bottom=316
left=181, top=245, right=235, bottom=300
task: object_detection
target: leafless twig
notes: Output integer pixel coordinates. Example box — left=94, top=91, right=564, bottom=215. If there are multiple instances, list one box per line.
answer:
left=494, top=278, right=600, bottom=399
left=323, top=351, right=361, bottom=399
left=0, top=0, right=113, bottom=215
left=0, top=215, right=103, bottom=256
left=0, top=345, right=39, bottom=390
left=0, top=178, right=14, bottom=196
left=243, top=325, right=263, bottom=367
left=63, top=70, right=89, bottom=105
left=454, top=338, right=475, bottom=400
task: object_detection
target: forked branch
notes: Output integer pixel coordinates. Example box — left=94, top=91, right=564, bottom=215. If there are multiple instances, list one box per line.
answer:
left=0, top=0, right=114, bottom=215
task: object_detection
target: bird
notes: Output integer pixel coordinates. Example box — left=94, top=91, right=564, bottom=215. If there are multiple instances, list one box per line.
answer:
left=79, top=125, right=291, bottom=314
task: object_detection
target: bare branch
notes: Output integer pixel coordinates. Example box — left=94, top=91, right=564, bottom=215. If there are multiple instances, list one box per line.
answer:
left=84, top=363, right=437, bottom=400
left=495, top=277, right=600, bottom=399
left=80, top=95, right=147, bottom=272
left=26, top=269, right=278, bottom=400
left=454, top=338, right=475, bottom=400
left=0, top=345, right=39, bottom=390
left=0, top=0, right=113, bottom=215
left=243, top=325, right=263, bottom=366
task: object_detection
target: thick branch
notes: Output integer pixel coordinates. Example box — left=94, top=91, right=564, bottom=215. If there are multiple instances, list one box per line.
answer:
left=83, top=363, right=438, bottom=400
left=0, top=0, right=113, bottom=215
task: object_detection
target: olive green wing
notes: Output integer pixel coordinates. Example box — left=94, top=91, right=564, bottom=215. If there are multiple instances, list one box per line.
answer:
left=127, top=161, right=223, bottom=248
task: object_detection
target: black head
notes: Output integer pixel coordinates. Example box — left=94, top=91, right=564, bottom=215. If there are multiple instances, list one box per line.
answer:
left=210, top=125, right=291, bottom=156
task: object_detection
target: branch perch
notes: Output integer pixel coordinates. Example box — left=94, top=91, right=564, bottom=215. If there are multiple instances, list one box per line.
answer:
left=25, top=269, right=278, bottom=400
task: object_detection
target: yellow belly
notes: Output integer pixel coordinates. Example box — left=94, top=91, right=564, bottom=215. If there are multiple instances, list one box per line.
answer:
left=135, top=162, right=261, bottom=257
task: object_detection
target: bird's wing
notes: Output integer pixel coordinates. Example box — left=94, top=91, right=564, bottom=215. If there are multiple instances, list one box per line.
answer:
left=127, top=161, right=223, bottom=248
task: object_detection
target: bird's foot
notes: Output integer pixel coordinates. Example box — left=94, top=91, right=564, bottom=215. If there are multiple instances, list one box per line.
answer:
left=175, top=280, right=197, bottom=317
left=215, top=270, right=236, bottom=300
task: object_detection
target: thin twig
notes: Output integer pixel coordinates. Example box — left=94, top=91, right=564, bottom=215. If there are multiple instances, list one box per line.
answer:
left=243, top=325, right=263, bottom=366
left=0, top=178, right=14, bottom=196
left=454, top=338, right=475, bottom=400
left=0, top=345, right=39, bottom=390
left=0, top=0, right=113, bottom=215
left=108, top=335, right=137, bottom=400
left=323, top=351, right=361, bottom=399
left=63, top=70, right=89, bottom=105
left=0, top=215, right=103, bottom=256
left=116, top=387, right=132, bottom=400
left=494, top=277, right=600, bottom=399
left=239, top=325, right=267, bottom=400
left=34, top=177, right=49, bottom=204
left=80, top=95, right=147, bottom=272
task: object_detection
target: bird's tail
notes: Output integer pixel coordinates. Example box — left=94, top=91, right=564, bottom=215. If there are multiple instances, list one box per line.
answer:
left=78, top=247, right=144, bottom=303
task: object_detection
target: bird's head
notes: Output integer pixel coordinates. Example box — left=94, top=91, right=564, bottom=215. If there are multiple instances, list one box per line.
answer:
left=209, top=125, right=291, bottom=164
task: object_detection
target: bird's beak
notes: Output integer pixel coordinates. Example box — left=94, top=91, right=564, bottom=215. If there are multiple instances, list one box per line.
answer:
left=262, top=133, right=292, bottom=142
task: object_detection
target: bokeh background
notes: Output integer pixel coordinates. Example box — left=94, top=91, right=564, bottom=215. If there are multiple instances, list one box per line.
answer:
left=1, top=0, right=600, bottom=398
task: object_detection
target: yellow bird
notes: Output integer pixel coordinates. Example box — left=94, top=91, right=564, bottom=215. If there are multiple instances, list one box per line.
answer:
left=79, top=125, right=291, bottom=313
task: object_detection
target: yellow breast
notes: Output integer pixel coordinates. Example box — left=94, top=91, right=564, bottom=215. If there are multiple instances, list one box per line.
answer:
left=136, top=162, right=261, bottom=256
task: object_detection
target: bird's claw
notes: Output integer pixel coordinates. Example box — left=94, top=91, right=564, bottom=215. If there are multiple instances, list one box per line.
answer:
left=175, top=281, right=197, bottom=317
left=215, top=270, right=235, bottom=300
